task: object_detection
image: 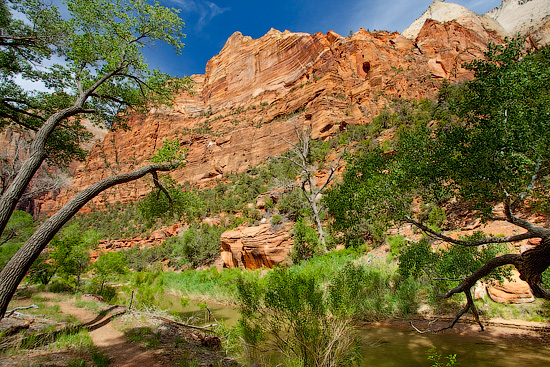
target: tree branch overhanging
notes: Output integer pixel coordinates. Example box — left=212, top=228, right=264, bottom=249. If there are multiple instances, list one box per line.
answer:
left=404, top=216, right=541, bottom=247
left=411, top=238, right=550, bottom=333
left=0, top=162, right=178, bottom=319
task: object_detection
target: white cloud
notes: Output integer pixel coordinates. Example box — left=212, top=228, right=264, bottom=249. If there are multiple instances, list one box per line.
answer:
left=167, top=0, right=229, bottom=29
left=14, top=55, right=69, bottom=92
left=13, top=75, right=51, bottom=93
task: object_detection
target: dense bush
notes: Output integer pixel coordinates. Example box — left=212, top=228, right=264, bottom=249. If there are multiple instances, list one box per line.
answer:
left=233, top=258, right=421, bottom=366
left=398, top=233, right=511, bottom=294
left=168, top=223, right=226, bottom=268
left=31, top=225, right=101, bottom=289
left=290, top=217, right=318, bottom=264
left=236, top=267, right=362, bottom=367
left=278, top=189, right=311, bottom=221
left=70, top=202, right=146, bottom=239
left=0, top=211, right=36, bottom=269
left=89, top=251, right=128, bottom=300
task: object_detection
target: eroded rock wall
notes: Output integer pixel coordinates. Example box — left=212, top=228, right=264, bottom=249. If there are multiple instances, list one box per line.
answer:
left=42, top=19, right=503, bottom=213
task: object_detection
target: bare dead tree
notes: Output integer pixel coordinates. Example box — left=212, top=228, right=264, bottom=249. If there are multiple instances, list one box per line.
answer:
left=275, top=123, right=344, bottom=253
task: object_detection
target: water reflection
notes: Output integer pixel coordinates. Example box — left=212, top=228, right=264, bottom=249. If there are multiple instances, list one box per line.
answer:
left=161, top=294, right=550, bottom=367
left=361, top=325, right=550, bottom=367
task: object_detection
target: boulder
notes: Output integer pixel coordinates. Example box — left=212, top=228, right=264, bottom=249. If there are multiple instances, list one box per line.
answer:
left=487, top=271, right=535, bottom=304
left=220, top=223, right=293, bottom=269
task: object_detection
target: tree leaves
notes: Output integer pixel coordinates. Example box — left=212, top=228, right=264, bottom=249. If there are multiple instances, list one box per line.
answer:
left=0, top=0, right=192, bottom=167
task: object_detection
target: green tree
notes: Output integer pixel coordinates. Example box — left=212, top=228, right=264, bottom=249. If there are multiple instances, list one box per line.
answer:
left=0, top=210, right=34, bottom=247
left=0, top=0, right=191, bottom=236
left=326, top=40, right=550, bottom=330
left=91, top=251, right=127, bottom=295
left=168, top=223, right=226, bottom=268
left=0, top=0, right=189, bottom=319
left=0, top=210, right=34, bottom=269
left=48, top=231, right=90, bottom=289
left=291, top=217, right=319, bottom=263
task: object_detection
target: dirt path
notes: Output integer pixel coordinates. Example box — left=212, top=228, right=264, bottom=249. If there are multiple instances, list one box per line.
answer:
left=54, top=298, right=164, bottom=367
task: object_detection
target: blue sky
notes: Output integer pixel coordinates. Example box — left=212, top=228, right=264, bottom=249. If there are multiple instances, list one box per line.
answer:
left=149, top=0, right=504, bottom=77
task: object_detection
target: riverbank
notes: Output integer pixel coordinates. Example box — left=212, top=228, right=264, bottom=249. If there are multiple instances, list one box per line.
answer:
left=370, top=316, right=550, bottom=342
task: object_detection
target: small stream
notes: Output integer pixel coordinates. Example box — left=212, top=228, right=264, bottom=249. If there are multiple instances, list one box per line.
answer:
left=161, top=294, right=550, bottom=366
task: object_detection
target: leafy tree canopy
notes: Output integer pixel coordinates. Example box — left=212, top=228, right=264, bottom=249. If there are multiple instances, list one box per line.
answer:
left=325, top=39, right=550, bottom=330
left=327, top=39, right=550, bottom=245
left=0, top=0, right=190, bottom=319
left=0, top=0, right=192, bottom=167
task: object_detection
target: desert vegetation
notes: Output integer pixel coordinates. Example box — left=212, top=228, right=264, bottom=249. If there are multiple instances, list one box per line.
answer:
left=1, top=0, right=550, bottom=365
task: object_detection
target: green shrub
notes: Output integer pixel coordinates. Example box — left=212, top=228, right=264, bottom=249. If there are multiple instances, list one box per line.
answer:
left=41, top=224, right=100, bottom=290
left=278, top=189, right=311, bottom=221
left=327, top=262, right=419, bottom=321
left=168, top=223, right=226, bottom=268
left=427, top=347, right=460, bottom=367
left=419, top=203, right=447, bottom=229
left=138, top=177, right=206, bottom=224
left=398, top=233, right=510, bottom=295
left=91, top=251, right=127, bottom=291
left=270, top=214, right=283, bottom=225
left=48, top=280, right=73, bottom=293
left=0, top=211, right=36, bottom=269
left=387, top=234, right=408, bottom=259
left=236, top=267, right=362, bottom=367
left=290, top=218, right=318, bottom=264
left=263, top=197, right=275, bottom=209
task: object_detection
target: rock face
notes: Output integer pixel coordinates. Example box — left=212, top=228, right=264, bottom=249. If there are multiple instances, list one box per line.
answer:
left=43, top=18, right=504, bottom=213
left=402, top=0, right=505, bottom=40
left=486, top=0, right=550, bottom=47
left=220, top=223, right=293, bottom=269
left=487, top=271, right=535, bottom=304
left=404, top=0, right=550, bottom=48
left=90, top=223, right=183, bottom=261
left=25, top=0, right=549, bottom=269
left=203, top=29, right=332, bottom=110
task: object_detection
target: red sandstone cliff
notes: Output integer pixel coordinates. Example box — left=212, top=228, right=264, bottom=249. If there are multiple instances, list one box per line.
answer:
left=40, top=17, right=504, bottom=214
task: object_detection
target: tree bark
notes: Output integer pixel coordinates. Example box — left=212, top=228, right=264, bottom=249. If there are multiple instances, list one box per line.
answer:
left=0, top=105, right=87, bottom=238
left=515, top=237, right=550, bottom=298
left=307, top=191, right=327, bottom=253
left=0, top=65, right=127, bottom=239
left=0, top=163, right=174, bottom=319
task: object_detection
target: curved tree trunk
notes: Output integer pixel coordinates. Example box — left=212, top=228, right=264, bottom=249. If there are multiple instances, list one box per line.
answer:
left=420, top=236, right=550, bottom=332
left=0, top=106, right=86, bottom=238
left=0, top=163, right=173, bottom=319
left=515, top=237, right=550, bottom=298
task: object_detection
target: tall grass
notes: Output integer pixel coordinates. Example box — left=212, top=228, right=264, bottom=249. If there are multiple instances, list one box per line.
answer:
left=162, top=267, right=263, bottom=303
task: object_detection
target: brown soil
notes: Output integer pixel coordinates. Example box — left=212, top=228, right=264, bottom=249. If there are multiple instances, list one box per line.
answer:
left=373, top=316, right=550, bottom=342
left=0, top=293, right=239, bottom=367
left=55, top=299, right=163, bottom=367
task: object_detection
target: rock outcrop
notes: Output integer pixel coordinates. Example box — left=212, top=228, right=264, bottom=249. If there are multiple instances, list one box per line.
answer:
left=220, top=223, right=293, bottom=269
left=404, top=0, right=550, bottom=48
left=20, top=0, right=549, bottom=270
left=486, top=0, right=550, bottom=47
left=402, top=0, right=505, bottom=41
left=42, top=18, right=503, bottom=213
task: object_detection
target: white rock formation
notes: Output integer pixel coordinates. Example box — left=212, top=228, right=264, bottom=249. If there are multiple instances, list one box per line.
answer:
left=486, top=0, right=550, bottom=46
left=403, top=0, right=550, bottom=46
left=402, top=0, right=505, bottom=40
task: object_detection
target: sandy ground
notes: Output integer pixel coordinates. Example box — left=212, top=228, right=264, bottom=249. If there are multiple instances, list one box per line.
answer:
left=54, top=299, right=163, bottom=367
